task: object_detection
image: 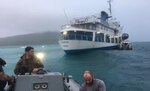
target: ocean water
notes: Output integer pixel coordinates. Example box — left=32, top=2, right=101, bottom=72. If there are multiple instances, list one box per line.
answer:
left=0, top=42, right=150, bottom=91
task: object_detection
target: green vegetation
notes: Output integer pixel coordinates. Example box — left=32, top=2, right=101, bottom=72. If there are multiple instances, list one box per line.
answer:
left=0, top=32, right=59, bottom=46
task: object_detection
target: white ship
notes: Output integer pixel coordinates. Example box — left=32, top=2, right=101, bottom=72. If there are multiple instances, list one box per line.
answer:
left=58, top=0, right=132, bottom=54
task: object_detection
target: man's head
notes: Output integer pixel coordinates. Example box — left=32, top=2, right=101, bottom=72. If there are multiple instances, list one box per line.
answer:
left=0, top=58, right=6, bottom=66
left=83, top=70, right=94, bottom=84
left=25, top=46, right=34, bottom=57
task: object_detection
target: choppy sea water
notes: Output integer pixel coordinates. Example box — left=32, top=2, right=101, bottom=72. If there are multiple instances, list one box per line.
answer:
left=0, top=42, right=150, bottom=91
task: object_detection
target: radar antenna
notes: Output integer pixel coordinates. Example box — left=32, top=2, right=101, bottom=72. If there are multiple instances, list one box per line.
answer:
left=63, top=9, right=69, bottom=24
left=108, top=0, right=112, bottom=15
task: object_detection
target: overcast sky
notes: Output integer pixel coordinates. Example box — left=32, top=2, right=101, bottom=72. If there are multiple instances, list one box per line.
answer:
left=0, top=0, right=149, bottom=42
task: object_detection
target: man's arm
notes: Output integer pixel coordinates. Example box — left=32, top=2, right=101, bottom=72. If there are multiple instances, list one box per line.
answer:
left=98, top=80, right=106, bottom=91
left=35, top=58, right=44, bottom=68
left=0, top=72, right=13, bottom=82
left=14, top=60, right=22, bottom=75
left=79, top=83, right=86, bottom=91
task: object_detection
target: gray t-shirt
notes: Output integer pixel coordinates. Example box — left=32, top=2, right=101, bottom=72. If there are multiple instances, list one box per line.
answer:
left=80, top=79, right=106, bottom=91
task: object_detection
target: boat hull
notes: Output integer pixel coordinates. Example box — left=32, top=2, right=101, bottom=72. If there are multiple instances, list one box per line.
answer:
left=58, top=40, right=118, bottom=54
left=5, top=71, right=80, bottom=91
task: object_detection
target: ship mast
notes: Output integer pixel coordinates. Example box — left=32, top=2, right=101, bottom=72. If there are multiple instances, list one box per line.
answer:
left=108, top=0, right=112, bottom=15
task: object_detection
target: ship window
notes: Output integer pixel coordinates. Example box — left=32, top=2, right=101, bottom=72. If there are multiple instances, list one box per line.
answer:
left=60, top=31, right=76, bottom=40
left=95, top=33, right=104, bottom=42
left=111, top=38, right=114, bottom=43
left=61, top=31, right=93, bottom=41
left=60, top=32, right=69, bottom=40
left=119, top=37, right=122, bottom=43
left=76, top=31, right=93, bottom=41
left=115, top=38, right=118, bottom=43
left=68, top=31, right=76, bottom=40
left=106, top=35, right=110, bottom=43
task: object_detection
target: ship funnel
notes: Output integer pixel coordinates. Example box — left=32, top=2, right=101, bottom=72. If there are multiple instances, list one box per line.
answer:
left=100, top=11, right=111, bottom=25
left=101, top=11, right=109, bottom=21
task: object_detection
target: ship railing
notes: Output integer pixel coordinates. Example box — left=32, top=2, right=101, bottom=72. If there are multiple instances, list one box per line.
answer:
left=61, top=25, right=72, bottom=29
left=70, top=15, right=100, bottom=24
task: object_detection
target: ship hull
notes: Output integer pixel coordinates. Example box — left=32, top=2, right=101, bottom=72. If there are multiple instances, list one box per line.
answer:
left=59, top=40, right=118, bottom=54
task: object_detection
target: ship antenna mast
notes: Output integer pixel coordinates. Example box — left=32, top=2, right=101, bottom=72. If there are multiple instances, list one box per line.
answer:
left=63, top=9, right=69, bottom=24
left=108, top=0, right=112, bottom=15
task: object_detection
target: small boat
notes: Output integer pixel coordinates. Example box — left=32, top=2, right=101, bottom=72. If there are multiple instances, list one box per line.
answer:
left=119, top=40, right=133, bottom=50
left=5, top=69, right=80, bottom=91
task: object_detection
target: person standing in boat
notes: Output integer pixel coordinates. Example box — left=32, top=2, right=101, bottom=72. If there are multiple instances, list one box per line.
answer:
left=14, top=46, right=44, bottom=75
left=80, top=70, right=106, bottom=91
left=0, top=58, right=14, bottom=91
